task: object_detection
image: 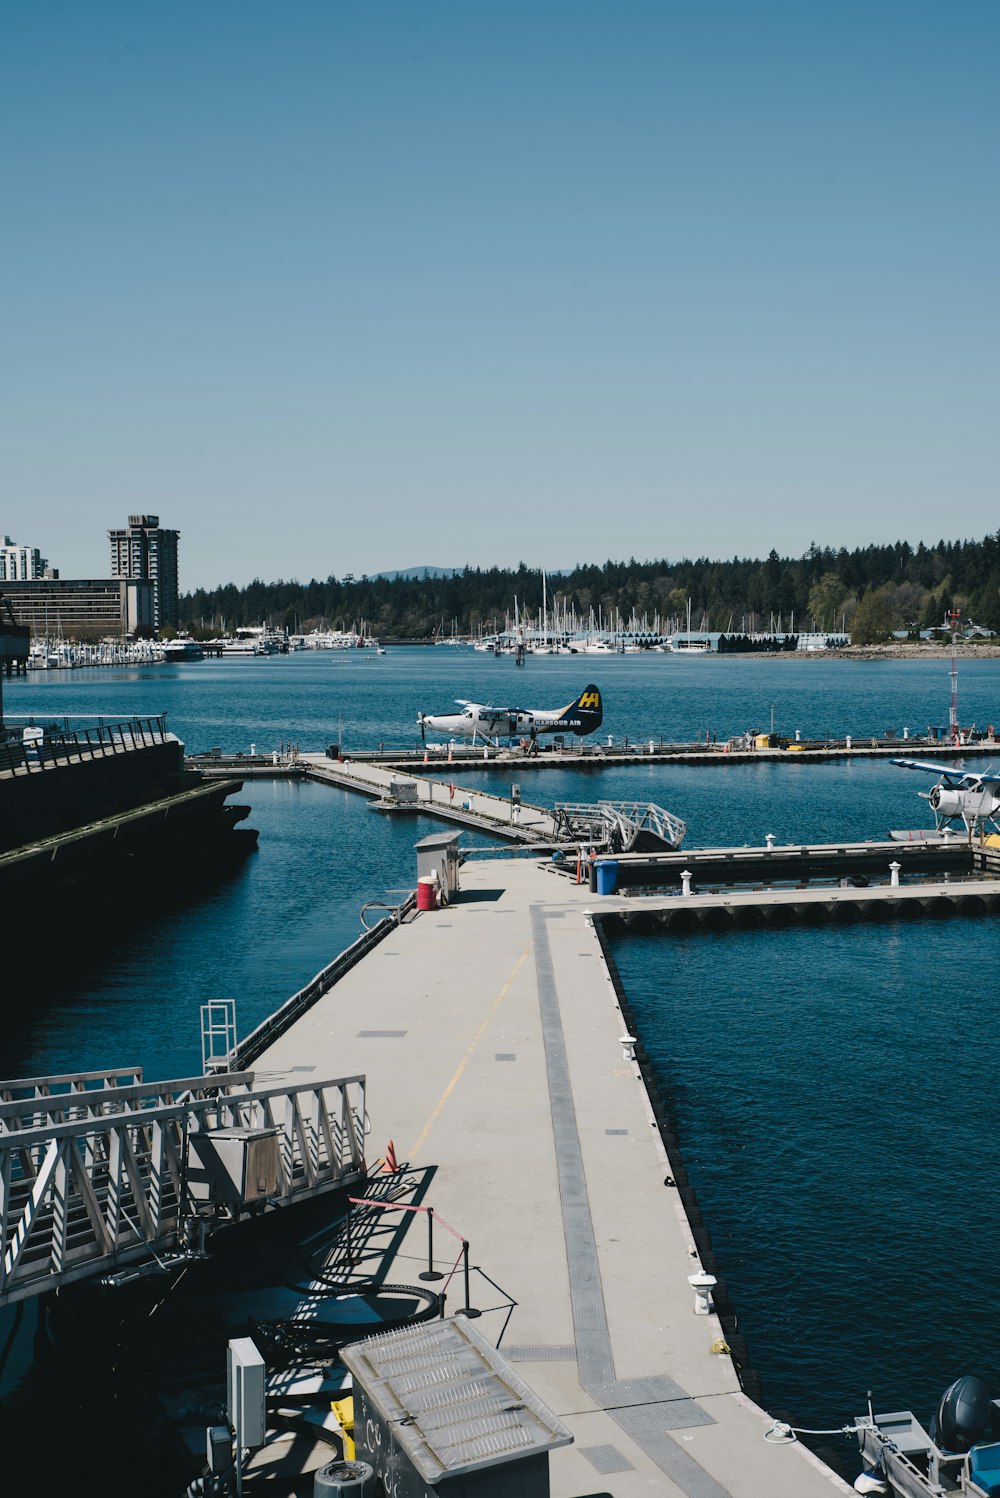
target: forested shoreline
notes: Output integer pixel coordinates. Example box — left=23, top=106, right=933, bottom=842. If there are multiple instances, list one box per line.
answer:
left=179, top=534, right=1000, bottom=644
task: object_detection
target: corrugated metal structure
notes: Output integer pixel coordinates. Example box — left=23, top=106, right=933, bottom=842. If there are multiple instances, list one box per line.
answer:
left=341, top=1316, right=573, bottom=1497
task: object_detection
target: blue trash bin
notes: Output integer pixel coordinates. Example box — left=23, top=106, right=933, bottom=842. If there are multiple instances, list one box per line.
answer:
left=595, top=860, right=619, bottom=895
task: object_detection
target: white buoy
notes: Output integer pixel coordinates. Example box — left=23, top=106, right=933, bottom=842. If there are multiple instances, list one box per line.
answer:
left=765, top=833, right=776, bottom=851
left=681, top=869, right=692, bottom=896
left=688, top=1271, right=717, bottom=1315
left=889, top=861, right=901, bottom=887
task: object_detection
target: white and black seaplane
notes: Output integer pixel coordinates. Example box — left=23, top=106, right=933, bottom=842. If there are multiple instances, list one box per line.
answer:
left=418, top=684, right=603, bottom=748
left=893, top=757, right=1000, bottom=838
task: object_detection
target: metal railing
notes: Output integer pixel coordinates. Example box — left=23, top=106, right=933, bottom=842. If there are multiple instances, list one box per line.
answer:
left=0, top=1066, right=144, bottom=1105
left=233, top=897, right=415, bottom=1068
left=552, top=799, right=687, bottom=852
left=0, top=1069, right=367, bottom=1306
left=0, top=714, right=170, bottom=776
left=0, top=1071, right=250, bottom=1138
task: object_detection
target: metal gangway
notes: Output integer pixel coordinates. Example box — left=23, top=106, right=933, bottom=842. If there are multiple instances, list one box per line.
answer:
left=0, top=1064, right=368, bottom=1307
left=551, top=799, right=686, bottom=852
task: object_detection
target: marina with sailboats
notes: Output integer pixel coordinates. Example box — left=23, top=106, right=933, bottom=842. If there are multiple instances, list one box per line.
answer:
left=4, top=648, right=1000, bottom=1495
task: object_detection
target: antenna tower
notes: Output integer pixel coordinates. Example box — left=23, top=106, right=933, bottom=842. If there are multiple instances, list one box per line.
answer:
left=949, top=608, right=961, bottom=740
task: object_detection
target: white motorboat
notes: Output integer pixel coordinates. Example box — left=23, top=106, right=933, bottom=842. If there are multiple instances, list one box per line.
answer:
left=160, top=634, right=204, bottom=661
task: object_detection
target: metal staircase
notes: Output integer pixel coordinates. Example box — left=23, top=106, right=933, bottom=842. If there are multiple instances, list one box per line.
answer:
left=551, top=799, right=686, bottom=852
left=0, top=1066, right=367, bottom=1307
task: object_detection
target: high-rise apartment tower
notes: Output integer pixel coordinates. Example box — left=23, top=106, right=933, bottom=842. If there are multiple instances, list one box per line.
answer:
left=108, top=514, right=179, bottom=631
left=1, top=535, right=48, bottom=580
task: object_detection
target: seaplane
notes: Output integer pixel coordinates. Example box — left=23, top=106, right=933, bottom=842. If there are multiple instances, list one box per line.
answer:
left=418, top=684, right=603, bottom=748
left=893, top=757, right=1000, bottom=838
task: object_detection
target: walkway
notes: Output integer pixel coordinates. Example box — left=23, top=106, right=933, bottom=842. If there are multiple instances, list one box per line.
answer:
left=254, top=855, right=852, bottom=1498
left=299, top=752, right=558, bottom=840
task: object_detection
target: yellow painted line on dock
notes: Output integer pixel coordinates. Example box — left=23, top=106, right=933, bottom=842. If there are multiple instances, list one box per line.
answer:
left=409, top=947, right=530, bottom=1158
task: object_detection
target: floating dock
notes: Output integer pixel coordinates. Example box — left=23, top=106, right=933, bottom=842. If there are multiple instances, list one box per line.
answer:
left=589, top=835, right=975, bottom=894
left=192, top=749, right=559, bottom=841
left=192, top=736, right=1000, bottom=775
left=251, top=851, right=875, bottom=1497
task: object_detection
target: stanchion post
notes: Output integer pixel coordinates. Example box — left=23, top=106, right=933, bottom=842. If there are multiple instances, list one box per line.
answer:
left=343, top=1203, right=354, bottom=1267
left=458, top=1240, right=481, bottom=1318
left=419, top=1207, right=444, bottom=1282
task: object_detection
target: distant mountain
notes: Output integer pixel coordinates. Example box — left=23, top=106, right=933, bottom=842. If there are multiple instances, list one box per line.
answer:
left=374, top=566, right=462, bottom=580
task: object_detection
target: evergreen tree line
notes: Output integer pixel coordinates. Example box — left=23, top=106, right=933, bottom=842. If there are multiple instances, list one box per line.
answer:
left=178, top=533, right=1000, bottom=644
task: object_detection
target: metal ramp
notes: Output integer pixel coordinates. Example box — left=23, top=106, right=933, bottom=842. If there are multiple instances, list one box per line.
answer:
left=551, top=799, right=686, bottom=852
left=0, top=1067, right=367, bottom=1307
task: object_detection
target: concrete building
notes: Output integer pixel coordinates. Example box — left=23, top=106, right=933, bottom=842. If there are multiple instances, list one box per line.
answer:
left=2, top=578, right=154, bottom=640
left=108, top=514, right=180, bottom=631
left=1, top=536, right=49, bottom=582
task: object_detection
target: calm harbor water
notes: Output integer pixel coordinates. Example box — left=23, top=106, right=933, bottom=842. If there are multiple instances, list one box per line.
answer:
left=5, top=648, right=1000, bottom=1459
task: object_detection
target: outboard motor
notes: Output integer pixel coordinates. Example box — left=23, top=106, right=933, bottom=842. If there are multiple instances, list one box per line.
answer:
left=932, top=1375, right=994, bottom=1452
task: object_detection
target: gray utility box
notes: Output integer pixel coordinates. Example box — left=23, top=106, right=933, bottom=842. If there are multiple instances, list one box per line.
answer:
left=227, top=1337, right=266, bottom=1449
left=340, top=1316, right=572, bottom=1498
left=188, top=1127, right=280, bottom=1208
left=415, top=831, right=462, bottom=900
left=389, top=779, right=419, bottom=805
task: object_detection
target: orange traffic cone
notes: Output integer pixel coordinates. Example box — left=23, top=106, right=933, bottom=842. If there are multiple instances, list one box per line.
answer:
left=423, top=750, right=429, bottom=765
left=383, top=1139, right=398, bottom=1173
left=447, top=744, right=453, bottom=763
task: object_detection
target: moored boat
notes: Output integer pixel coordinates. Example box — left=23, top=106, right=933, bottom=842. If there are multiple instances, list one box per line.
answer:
left=851, top=1377, right=1000, bottom=1497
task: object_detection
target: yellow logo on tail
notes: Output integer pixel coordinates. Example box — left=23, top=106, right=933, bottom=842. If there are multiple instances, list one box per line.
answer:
left=579, top=690, right=600, bottom=709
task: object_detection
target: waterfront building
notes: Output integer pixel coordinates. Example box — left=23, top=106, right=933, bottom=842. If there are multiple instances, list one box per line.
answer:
left=1, top=535, right=49, bottom=581
left=108, top=514, right=180, bottom=631
left=2, top=577, right=154, bottom=640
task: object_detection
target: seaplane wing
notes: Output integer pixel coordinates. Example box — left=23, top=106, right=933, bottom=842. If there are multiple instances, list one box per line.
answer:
left=892, top=758, right=1000, bottom=788
left=892, top=758, right=976, bottom=782
left=418, top=685, right=603, bottom=743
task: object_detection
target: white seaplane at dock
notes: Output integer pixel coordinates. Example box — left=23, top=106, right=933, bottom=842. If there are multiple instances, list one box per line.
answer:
left=892, top=757, right=1000, bottom=838
left=418, top=684, right=603, bottom=747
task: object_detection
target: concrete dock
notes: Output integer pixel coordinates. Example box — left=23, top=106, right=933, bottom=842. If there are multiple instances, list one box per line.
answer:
left=254, top=854, right=856, bottom=1497
left=301, top=752, right=559, bottom=840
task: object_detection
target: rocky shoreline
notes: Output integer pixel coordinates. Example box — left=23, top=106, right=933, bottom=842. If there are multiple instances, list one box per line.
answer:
left=735, top=643, right=1000, bottom=661
left=820, top=644, right=999, bottom=662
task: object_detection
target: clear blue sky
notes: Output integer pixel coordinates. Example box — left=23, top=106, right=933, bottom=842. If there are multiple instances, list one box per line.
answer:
left=2, top=2, right=997, bottom=590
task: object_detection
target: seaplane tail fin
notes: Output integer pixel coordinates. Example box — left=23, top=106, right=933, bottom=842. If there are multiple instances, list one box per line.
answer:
left=557, top=684, right=603, bottom=736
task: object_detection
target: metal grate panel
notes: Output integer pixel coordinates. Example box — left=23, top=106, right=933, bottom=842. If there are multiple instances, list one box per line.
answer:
left=581, top=1444, right=636, bottom=1474
left=503, top=1343, right=576, bottom=1362
left=588, top=1376, right=715, bottom=1431
left=530, top=906, right=730, bottom=1498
